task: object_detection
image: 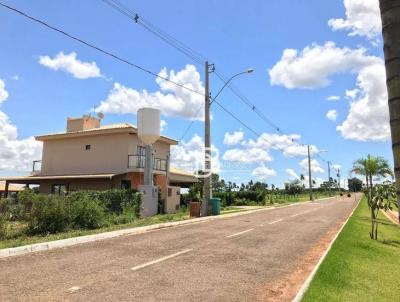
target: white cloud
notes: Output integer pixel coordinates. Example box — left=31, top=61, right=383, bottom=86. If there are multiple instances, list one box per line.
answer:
left=326, top=110, right=338, bottom=121
left=345, top=88, right=360, bottom=99
left=269, top=42, right=379, bottom=89
left=11, top=75, right=19, bottom=81
left=223, top=130, right=244, bottom=145
left=244, top=132, right=319, bottom=157
left=326, top=95, right=340, bottom=101
left=39, top=51, right=102, bottom=79
left=96, top=65, right=205, bottom=120
left=0, top=80, right=42, bottom=172
left=300, top=158, right=325, bottom=174
left=222, top=148, right=272, bottom=164
left=286, top=168, right=299, bottom=180
left=252, top=165, right=277, bottom=180
left=0, top=80, right=9, bottom=103
left=328, top=0, right=381, bottom=40
left=170, top=134, right=220, bottom=173
left=337, top=61, right=390, bottom=141
left=160, top=120, right=167, bottom=132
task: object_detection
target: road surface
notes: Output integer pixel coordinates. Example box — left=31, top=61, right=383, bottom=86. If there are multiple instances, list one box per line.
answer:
left=0, top=194, right=360, bottom=301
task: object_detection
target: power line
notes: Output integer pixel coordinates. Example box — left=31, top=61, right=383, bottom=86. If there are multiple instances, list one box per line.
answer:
left=0, top=2, right=205, bottom=98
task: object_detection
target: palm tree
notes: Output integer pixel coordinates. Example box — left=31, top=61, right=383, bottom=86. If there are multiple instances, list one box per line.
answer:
left=352, top=158, right=370, bottom=190
left=379, top=0, right=400, bottom=222
left=352, top=155, right=393, bottom=189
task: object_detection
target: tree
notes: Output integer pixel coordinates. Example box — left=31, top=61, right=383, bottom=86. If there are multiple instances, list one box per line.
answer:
left=348, top=178, right=363, bottom=192
left=368, top=182, right=397, bottom=240
left=352, top=155, right=393, bottom=189
left=379, top=0, right=400, bottom=222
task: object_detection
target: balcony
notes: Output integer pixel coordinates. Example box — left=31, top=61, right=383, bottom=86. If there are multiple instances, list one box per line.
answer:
left=127, top=155, right=167, bottom=172
left=32, top=160, right=42, bottom=175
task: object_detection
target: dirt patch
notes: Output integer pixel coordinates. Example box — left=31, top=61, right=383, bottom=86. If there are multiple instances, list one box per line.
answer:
left=257, top=222, right=343, bottom=302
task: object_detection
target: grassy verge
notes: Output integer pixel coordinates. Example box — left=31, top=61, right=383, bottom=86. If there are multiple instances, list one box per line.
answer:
left=302, top=197, right=400, bottom=302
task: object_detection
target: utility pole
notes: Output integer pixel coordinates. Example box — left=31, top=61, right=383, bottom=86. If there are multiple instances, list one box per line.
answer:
left=328, top=161, right=332, bottom=196
left=337, top=168, right=341, bottom=193
left=307, top=144, right=313, bottom=201
left=202, top=61, right=213, bottom=216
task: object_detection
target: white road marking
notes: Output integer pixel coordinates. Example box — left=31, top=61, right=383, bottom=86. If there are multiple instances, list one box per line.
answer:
left=68, top=286, right=80, bottom=293
left=226, top=228, right=254, bottom=238
left=131, top=249, right=192, bottom=271
left=268, top=218, right=283, bottom=225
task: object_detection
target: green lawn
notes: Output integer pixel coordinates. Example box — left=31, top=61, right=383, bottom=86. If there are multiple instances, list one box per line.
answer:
left=302, top=197, right=400, bottom=302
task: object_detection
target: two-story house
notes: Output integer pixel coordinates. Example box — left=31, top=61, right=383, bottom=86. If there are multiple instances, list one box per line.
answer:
left=3, top=116, right=196, bottom=212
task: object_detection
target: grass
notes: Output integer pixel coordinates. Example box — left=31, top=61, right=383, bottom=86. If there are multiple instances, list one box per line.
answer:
left=302, top=197, right=400, bottom=302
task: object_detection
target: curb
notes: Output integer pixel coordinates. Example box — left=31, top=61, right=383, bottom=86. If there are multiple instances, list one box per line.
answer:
left=0, top=196, right=335, bottom=259
left=292, top=194, right=362, bottom=302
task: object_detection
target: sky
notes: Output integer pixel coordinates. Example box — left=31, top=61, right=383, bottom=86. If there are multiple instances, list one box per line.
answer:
left=0, top=0, right=393, bottom=188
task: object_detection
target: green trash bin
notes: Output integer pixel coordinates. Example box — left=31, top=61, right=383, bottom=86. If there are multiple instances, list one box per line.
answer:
left=210, top=198, right=221, bottom=215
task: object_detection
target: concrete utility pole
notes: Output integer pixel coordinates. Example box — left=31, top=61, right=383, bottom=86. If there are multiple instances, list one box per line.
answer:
left=337, top=168, right=341, bottom=192
left=328, top=161, right=332, bottom=196
left=307, top=145, right=313, bottom=201
left=202, top=61, right=213, bottom=216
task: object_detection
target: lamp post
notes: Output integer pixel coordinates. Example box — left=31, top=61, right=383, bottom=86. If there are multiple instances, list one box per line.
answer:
left=202, top=65, right=254, bottom=216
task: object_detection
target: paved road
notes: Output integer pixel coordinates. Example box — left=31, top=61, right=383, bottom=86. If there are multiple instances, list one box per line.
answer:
left=0, top=195, right=360, bottom=302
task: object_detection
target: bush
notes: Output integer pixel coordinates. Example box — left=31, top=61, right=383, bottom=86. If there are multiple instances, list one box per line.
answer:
left=70, top=195, right=106, bottom=229
left=28, top=195, right=70, bottom=235
left=0, top=215, right=6, bottom=240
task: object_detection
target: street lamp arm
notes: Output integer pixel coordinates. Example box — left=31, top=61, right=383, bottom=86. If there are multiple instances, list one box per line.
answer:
left=210, top=69, right=253, bottom=105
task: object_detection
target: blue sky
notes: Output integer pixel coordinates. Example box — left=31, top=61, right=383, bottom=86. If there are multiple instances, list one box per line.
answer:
left=0, top=0, right=393, bottom=187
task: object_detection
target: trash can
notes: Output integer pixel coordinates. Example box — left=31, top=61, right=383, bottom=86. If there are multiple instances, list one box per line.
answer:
left=189, top=201, right=201, bottom=217
left=210, top=198, right=221, bottom=215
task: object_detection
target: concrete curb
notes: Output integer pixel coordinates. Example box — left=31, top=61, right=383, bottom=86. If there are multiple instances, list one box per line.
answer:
left=0, top=196, right=335, bottom=259
left=381, top=209, right=400, bottom=225
left=292, top=195, right=362, bottom=302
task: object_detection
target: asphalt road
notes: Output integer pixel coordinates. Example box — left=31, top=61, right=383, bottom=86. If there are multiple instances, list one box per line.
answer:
left=0, top=194, right=361, bottom=302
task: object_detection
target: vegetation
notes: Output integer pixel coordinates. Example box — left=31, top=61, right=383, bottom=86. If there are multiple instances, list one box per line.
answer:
left=0, top=189, right=142, bottom=240
left=182, top=173, right=340, bottom=207
left=352, top=155, right=393, bottom=190
left=302, top=197, right=400, bottom=302
left=367, top=182, right=397, bottom=240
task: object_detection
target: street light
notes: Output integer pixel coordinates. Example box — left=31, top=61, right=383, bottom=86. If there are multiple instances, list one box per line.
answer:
left=210, top=68, right=255, bottom=104
left=202, top=66, right=254, bottom=216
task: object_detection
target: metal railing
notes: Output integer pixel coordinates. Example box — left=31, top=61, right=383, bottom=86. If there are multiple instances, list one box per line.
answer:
left=32, top=160, right=42, bottom=173
left=127, top=155, right=167, bottom=172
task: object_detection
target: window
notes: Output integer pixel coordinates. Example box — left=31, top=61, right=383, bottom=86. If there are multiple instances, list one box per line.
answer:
left=137, top=146, right=146, bottom=156
left=168, top=188, right=172, bottom=197
left=121, top=180, right=131, bottom=190
left=52, top=184, right=68, bottom=195
left=85, top=144, right=91, bottom=150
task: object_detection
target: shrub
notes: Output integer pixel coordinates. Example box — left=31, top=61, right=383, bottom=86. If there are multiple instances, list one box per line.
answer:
left=70, top=196, right=106, bottom=229
left=0, top=215, right=6, bottom=240
left=28, top=195, right=70, bottom=234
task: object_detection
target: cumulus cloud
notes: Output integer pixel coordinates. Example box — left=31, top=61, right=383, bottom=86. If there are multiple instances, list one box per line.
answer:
left=39, top=51, right=102, bottom=79
left=252, top=165, right=277, bottom=180
left=326, top=95, right=340, bottom=101
left=170, top=134, right=220, bottom=173
left=269, top=42, right=379, bottom=89
left=96, top=65, right=205, bottom=120
left=286, top=168, right=299, bottom=180
left=0, top=80, right=42, bottom=172
left=223, top=130, right=244, bottom=145
left=328, top=0, right=381, bottom=40
left=300, top=158, right=325, bottom=174
left=222, top=148, right=272, bottom=164
left=326, top=110, right=338, bottom=121
left=337, top=61, right=390, bottom=141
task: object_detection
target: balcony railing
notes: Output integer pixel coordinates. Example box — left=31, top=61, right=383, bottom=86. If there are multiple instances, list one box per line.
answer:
left=127, top=155, right=167, bottom=172
left=32, top=160, right=42, bottom=174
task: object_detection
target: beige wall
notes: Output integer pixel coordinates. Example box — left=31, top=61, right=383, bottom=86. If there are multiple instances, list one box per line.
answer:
left=164, top=186, right=180, bottom=214
left=41, top=132, right=171, bottom=176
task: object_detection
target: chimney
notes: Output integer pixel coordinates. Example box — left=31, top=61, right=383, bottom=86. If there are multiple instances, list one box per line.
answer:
left=66, top=115, right=101, bottom=132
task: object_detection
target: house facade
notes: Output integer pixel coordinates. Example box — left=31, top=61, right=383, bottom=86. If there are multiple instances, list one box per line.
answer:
left=3, top=116, right=196, bottom=212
